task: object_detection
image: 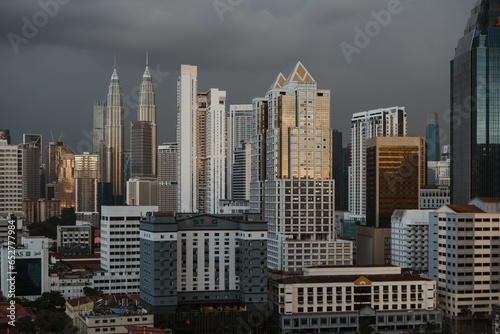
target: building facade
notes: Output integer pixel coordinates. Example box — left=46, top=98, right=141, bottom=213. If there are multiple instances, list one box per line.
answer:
left=126, top=177, right=158, bottom=206
left=139, top=212, right=267, bottom=314
left=157, top=143, right=178, bottom=212
left=22, top=134, right=42, bottom=202
left=75, top=153, right=99, bottom=213
left=426, top=112, right=440, bottom=163
left=365, top=136, right=426, bottom=228
left=451, top=0, right=500, bottom=204
left=349, top=107, right=407, bottom=220
left=93, top=205, right=157, bottom=294
left=390, top=209, right=432, bottom=273
left=105, top=65, right=125, bottom=205
left=428, top=199, right=500, bottom=333
left=420, top=186, right=450, bottom=210
left=250, top=62, right=352, bottom=272
left=0, top=139, right=23, bottom=213
left=269, top=266, right=441, bottom=334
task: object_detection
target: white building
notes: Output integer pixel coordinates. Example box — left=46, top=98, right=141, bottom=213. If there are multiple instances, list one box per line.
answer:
left=349, top=107, right=407, bottom=221
left=428, top=198, right=500, bottom=331
left=126, top=177, right=158, bottom=206
left=157, top=142, right=178, bottom=212
left=1, top=236, right=51, bottom=300
left=49, top=270, right=93, bottom=300
left=177, top=64, right=198, bottom=213
left=269, top=265, right=441, bottom=334
left=420, top=186, right=450, bottom=209
left=226, top=104, right=254, bottom=200
left=0, top=139, right=23, bottom=213
left=75, top=305, right=153, bottom=334
left=203, top=88, right=227, bottom=214
left=391, top=209, right=432, bottom=272
left=93, top=205, right=157, bottom=294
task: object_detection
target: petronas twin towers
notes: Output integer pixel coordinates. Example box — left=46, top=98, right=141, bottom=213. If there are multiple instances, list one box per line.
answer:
left=103, top=55, right=156, bottom=204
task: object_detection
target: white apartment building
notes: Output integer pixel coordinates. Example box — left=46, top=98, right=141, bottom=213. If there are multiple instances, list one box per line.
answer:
left=0, top=139, right=23, bottom=213
left=177, top=64, right=198, bottom=213
left=428, top=198, right=500, bottom=331
left=391, top=209, right=432, bottom=272
left=204, top=88, right=227, bottom=214
left=57, top=224, right=92, bottom=255
left=269, top=265, right=441, bottom=334
left=349, top=107, right=407, bottom=220
left=93, top=205, right=157, bottom=294
left=126, top=177, right=158, bottom=206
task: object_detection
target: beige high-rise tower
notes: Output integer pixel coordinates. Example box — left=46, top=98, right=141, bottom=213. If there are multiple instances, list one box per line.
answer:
left=251, top=62, right=352, bottom=272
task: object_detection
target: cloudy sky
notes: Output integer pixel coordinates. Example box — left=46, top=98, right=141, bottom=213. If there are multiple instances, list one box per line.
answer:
left=0, top=0, right=473, bottom=153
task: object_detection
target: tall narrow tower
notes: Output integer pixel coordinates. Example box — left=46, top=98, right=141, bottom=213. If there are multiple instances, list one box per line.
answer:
left=131, top=53, right=157, bottom=178
left=177, top=65, right=198, bottom=213
left=105, top=60, right=125, bottom=204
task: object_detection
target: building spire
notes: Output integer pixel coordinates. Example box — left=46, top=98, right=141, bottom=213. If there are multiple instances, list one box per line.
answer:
left=146, top=52, right=149, bottom=67
left=114, top=54, right=117, bottom=69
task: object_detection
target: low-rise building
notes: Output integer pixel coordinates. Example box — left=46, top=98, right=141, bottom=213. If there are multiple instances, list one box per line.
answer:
left=75, top=305, right=153, bottom=334
left=269, top=265, right=442, bottom=334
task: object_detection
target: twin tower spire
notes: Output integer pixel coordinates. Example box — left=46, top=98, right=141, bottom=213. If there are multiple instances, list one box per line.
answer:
left=104, top=54, right=157, bottom=204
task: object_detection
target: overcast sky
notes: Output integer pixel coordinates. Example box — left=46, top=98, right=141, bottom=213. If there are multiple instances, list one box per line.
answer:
left=0, top=0, right=473, bottom=153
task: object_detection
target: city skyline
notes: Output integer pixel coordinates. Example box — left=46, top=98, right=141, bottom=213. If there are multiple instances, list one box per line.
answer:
left=0, top=1, right=473, bottom=151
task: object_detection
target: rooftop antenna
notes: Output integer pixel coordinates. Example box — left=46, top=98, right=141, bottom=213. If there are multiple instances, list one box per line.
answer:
left=146, top=52, right=149, bottom=67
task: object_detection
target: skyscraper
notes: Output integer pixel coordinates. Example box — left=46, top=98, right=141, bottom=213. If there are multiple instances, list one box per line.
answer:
left=45, top=141, right=65, bottom=186
left=93, top=100, right=106, bottom=182
left=105, top=63, right=125, bottom=204
left=176, top=65, right=227, bottom=214
left=332, top=130, right=348, bottom=211
left=226, top=104, right=254, bottom=199
left=365, top=136, right=426, bottom=228
left=75, top=153, right=98, bottom=213
left=131, top=55, right=156, bottom=178
left=157, top=143, right=178, bottom=212
left=426, top=112, right=440, bottom=162
left=0, top=139, right=23, bottom=212
left=22, top=134, right=42, bottom=202
left=349, top=107, right=407, bottom=220
left=251, top=62, right=352, bottom=272
left=451, top=0, right=500, bottom=204
left=177, top=65, right=198, bottom=213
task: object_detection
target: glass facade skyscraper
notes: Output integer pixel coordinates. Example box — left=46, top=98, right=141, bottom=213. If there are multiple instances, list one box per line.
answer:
left=451, top=0, right=500, bottom=204
left=426, top=112, right=440, bottom=162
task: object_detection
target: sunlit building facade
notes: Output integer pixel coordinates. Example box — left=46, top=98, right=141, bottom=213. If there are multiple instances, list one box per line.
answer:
left=251, top=62, right=352, bottom=272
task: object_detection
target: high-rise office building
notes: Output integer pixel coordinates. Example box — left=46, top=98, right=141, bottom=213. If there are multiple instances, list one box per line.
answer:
left=176, top=65, right=227, bottom=214
left=105, top=64, right=125, bottom=204
left=0, top=139, right=23, bottom=213
left=226, top=104, right=254, bottom=199
left=157, top=143, right=178, bottom=212
left=349, top=107, right=406, bottom=220
left=332, top=130, right=349, bottom=211
left=426, top=112, right=440, bottom=162
left=251, top=62, right=352, bottom=272
left=45, top=141, right=65, bottom=186
left=451, top=0, right=500, bottom=204
left=232, top=141, right=251, bottom=201
left=22, top=134, right=42, bottom=202
left=74, top=153, right=98, bottom=213
left=131, top=56, right=156, bottom=178
left=93, top=100, right=106, bottom=182
left=55, top=150, right=75, bottom=208
left=365, top=136, right=426, bottom=228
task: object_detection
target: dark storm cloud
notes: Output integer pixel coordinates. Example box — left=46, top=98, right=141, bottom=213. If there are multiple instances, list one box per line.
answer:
left=0, top=0, right=474, bottom=151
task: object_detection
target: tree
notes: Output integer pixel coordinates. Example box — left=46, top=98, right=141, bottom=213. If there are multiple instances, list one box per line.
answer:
left=33, top=290, right=66, bottom=312
left=35, top=309, right=72, bottom=332
left=83, top=286, right=102, bottom=297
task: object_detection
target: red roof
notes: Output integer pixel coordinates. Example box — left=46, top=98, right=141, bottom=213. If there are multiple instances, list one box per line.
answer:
left=0, top=302, right=35, bottom=324
left=446, top=204, right=485, bottom=213
left=66, top=296, right=93, bottom=308
left=476, top=197, right=500, bottom=203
